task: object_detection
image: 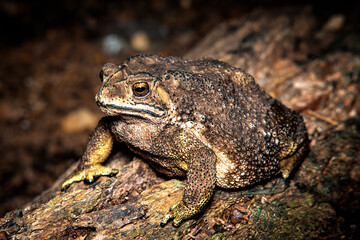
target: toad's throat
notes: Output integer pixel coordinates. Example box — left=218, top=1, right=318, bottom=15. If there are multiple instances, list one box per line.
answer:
left=98, top=102, right=165, bottom=117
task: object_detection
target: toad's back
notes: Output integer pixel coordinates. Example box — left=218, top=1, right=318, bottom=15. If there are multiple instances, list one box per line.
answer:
left=123, top=56, right=309, bottom=188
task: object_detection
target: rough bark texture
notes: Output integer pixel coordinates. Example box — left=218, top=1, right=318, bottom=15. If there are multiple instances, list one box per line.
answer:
left=1, top=8, right=359, bottom=239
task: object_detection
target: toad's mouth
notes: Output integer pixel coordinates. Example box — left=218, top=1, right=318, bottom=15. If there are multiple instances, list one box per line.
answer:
left=96, top=101, right=165, bottom=118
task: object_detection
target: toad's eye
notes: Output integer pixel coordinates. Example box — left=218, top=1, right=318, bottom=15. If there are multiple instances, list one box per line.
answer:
left=132, top=82, right=150, bottom=97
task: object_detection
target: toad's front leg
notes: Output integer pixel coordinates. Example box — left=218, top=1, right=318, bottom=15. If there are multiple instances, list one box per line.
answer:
left=61, top=117, right=118, bottom=190
left=160, top=131, right=217, bottom=227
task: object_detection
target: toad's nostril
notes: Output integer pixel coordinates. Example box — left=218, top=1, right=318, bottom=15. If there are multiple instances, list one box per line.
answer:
left=94, top=92, right=101, bottom=104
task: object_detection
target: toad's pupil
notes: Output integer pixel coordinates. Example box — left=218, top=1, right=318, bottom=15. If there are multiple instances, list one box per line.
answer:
left=136, top=87, right=146, bottom=92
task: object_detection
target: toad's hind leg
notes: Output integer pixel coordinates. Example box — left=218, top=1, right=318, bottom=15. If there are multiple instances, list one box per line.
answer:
left=61, top=117, right=119, bottom=190
left=279, top=140, right=309, bottom=179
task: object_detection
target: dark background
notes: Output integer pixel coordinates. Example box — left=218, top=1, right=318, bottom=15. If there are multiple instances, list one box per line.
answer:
left=0, top=0, right=359, bottom=217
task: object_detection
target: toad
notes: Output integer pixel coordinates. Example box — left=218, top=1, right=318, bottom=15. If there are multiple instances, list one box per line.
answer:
left=61, top=54, right=309, bottom=227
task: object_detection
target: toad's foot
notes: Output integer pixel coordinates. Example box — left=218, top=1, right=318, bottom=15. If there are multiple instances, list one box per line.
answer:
left=160, top=200, right=198, bottom=227
left=61, top=164, right=118, bottom=190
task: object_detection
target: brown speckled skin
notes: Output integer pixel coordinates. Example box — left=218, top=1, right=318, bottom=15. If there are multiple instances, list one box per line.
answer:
left=62, top=54, right=309, bottom=226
